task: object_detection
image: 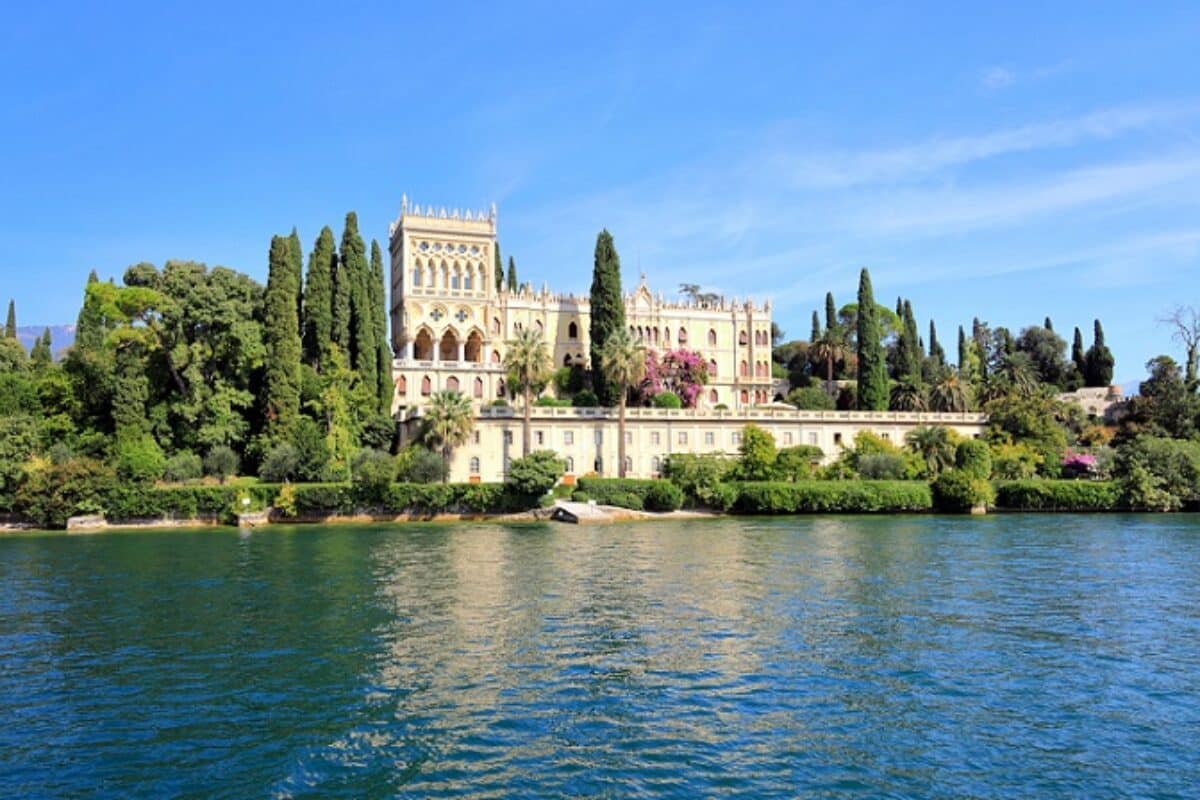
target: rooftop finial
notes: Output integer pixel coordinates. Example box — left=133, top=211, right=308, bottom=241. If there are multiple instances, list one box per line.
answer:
left=401, top=193, right=408, bottom=213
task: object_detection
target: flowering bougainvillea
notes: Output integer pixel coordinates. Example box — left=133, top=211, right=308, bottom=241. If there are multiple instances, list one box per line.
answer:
left=1061, top=450, right=1098, bottom=479
left=639, top=349, right=710, bottom=407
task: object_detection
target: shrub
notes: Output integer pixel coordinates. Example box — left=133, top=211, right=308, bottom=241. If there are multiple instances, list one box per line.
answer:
left=360, top=414, right=397, bottom=451
left=787, top=386, right=835, bottom=410
left=732, top=480, right=932, bottom=514
left=292, top=418, right=331, bottom=482
left=735, top=424, right=777, bottom=480
left=954, top=439, right=992, bottom=480
left=16, top=457, right=117, bottom=528
left=274, top=484, right=299, bottom=517
left=572, top=390, right=598, bottom=407
left=773, top=445, right=824, bottom=481
left=163, top=451, right=203, bottom=483
left=652, top=391, right=682, bottom=409
left=351, top=449, right=396, bottom=500
left=606, top=490, right=644, bottom=510
left=396, top=445, right=447, bottom=484
left=260, top=443, right=300, bottom=483
left=506, top=450, right=565, bottom=497
left=203, top=445, right=239, bottom=483
left=708, top=483, right=738, bottom=511
left=714, top=403, right=729, bottom=411
left=571, top=490, right=591, bottom=503
left=994, top=480, right=1120, bottom=511
left=1114, top=436, right=1200, bottom=511
left=662, top=453, right=735, bottom=507
left=856, top=453, right=906, bottom=480
left=114, top=435, right=165, bottom=484
left=931, top=471, right=995, bottom=512
left=990, top=442, right=1042, bottom=480
left=643, top=480, right=684, bottom=511
left=576, top=477, right=676, bottom=510
left=535, top=396, right=572, bottom=407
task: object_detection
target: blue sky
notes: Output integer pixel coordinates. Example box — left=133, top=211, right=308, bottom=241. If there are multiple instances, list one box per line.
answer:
left=1, top=1, right=1198, bottom=382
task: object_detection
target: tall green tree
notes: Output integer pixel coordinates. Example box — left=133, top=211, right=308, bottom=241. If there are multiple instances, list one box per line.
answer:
left=74, top=270, right=107, bottom=353
left=1071, top=326, right=1086, bottom=379
left=589, top=230, right=626, bottom=406
left=929, top=320, right=946, bottom=367
left=1044, top=316, right=1054, bottom=332
left=4, top=300, right=15, bottom=338
left=504, top=328, right=552, bottom=456
left=111, top=331, right=151, bottom=437
left=824, top=292, right=837, bottom=332
left=810, top=310, right=821, bottom=342
left=331, top=221, right=353, bottom=356
left=30, top=329, right=52, bottom=369
left=302, top=226, right=335, bottom=370
left=855, top=268, right=888, bottom=410
left=340, top=212, right=377, bottom=394
left=288, top=227, right=304, bottom=323
left=506, top=256, right=518, bottom=293
left=422, top=390, right=474, bottom=482
left=599, top=329, right=647, bottom=478
left=1084, top=319, right=1115, bottom=387
left=895, top=299, right=921, bottom=385
left=263, top=235, right=302, bottom=442
left=369, top=239, right=392, bottom=412
left=972, top=318, right=991, bottom=379
left=957, top=325, right=967, bottom=371
left=494, top=243, right=504, bottom=293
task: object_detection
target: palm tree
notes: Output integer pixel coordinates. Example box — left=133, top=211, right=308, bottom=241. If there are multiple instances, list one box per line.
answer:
left=995, top=351, right=1039, bottom=398
left=599, top=329, right=647, bottom=477
left=423, top=390, right=474, bottom=482
left=890, top=379, right=928, bottom=411
left=905, top=425, right=956, bottom=477
left=929, top=372, right=971, bottom=412
left=503, top=328, right=552, bottom=456
left=810, top=325, right=845, bottom=397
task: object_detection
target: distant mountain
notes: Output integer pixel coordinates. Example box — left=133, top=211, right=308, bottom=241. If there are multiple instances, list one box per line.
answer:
left=16, top=325, right=76, bottom=358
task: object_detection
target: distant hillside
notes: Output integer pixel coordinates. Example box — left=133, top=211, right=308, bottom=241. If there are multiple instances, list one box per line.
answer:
left=16, top=325, right=76, bottom=358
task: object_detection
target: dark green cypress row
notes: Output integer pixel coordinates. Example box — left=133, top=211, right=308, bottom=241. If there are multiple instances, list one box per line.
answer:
left=4, top=300, right=15, bottom=338
left=370, top=239, right=392, bottom=413
left=112, top=341, right=150, bottom=437
left=589, top=229, right=626, bottom=406
left=810, top=310, right=821, bottom=342
left=901, top=299, right=921, bottom=384
left=289, top=227, right=304, bottom=324
left=1071, top=326, right=1086, bottom=378
left=957, top=325, right=967, bottom=371
left=342, top=212, right=377, bottom=393
left=494, top=243, right=504, bottom=293
left=1084, top=319, right=1115, bottom=387
left=302, top=226, right=336, bottom=369
left=825, top=292, right=837, bottom=332
left=263, top=235, right=302, bottom=441
left=31, top=328, right=52, bottom=368
left=929, top=320, right=945, bottom=366
left=75, top=270, right=105, bottom=353
left=971, top=318, right=989, bottom=378
left=855, top=269, right=888, bottom=410
left=331, top=226, right=352, bottom=357
left=507, top=256, right=518, bottom=293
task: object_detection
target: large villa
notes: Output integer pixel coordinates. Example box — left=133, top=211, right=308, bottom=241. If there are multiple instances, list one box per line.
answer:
left=388, top=198, right=986, bottom=482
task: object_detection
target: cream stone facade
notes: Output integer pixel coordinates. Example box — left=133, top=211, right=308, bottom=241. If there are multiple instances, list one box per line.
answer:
left=400, top=405, right=987, bottom=483
left=388, top=197, right=776, bottom=412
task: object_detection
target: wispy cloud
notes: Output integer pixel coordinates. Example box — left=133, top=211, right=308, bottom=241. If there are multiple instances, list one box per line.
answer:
left=979, top=61, right=1074, bottom=92
left=981, top=66, right=1016, bottom=90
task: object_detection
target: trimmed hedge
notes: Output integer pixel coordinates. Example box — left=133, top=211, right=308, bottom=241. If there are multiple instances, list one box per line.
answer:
left=994, top=480, right=1121, bottom=512
left=731, top=481, right=933, bottom=514
left=575, top=478, right=684, bottom=511
left=105, top=484, right=281, bottom=521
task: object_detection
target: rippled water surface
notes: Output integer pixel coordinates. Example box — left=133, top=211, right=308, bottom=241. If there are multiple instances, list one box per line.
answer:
left=2, top=515, right=1199, bottom=798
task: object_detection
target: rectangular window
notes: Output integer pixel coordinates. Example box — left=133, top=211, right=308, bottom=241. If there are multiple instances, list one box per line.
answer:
left=535, top=430, right=544, bottom=445
left=594, top=430, right=603, bottom=445
left=504, top=430, right=513, bottom=445
left=651, top=432, right=661, bottom=445
left=704, top=431, right=715, bottom=445
left=473, top=431, right=481, bottom=445
left=834, top=432, right=843, bottom=446
left=564, top=431, right=574, bottom=445
left=784, top=432, right=793, bottom=445
left=808, top=432, right=818, bottom=445
left=881, top=432, right=890, bottom=441
left=732, top=432, right=742, bottom=445
left=678, top=432, right=688, bottom=445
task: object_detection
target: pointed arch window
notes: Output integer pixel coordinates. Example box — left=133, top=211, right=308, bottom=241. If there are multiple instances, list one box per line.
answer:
left=421, top=376, right=432, bottom=396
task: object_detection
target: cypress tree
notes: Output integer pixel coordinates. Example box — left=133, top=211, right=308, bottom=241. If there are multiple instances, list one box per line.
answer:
left=31, top=329, right=52, bottom=368
left=1071, top=326, right=1086, bottom=378
left=289, top=227, right=304, bottom=323
left=900, top=299, right=921, bottom=384
left=331, top=229, right=352, bottom=356
left=302, top=226, right=336, bottom=369
left=810, top=310, right=821, bottom=342
left=4, top=300, right=15, bottom=338
left=825, top=292, right=837, bottom=332
left=507, top=256, right=518, bottom=293
left=494, top=243, right=504, bottom=293
left=589, top=230, right=626, bottom=406
left=957, top=325, right=967, bottom=371
left=75, top=270, right=105, bottom=353
left=370, top=239, right=392, bottom=413
left=112, top=339, right=150, bottom=437
left=896, top=297, right=904, bottom=319
left=972, top=317, right=989, bottom=378
left=929, top=320, right=945, bottom=366
left=855, top=269, right=888, bottom=410
left=263, top=235, right=302, bottom=441
left=1044, top=316, right=1054, bottom=332
left=341, top=212, right=377, bottom=393
left=1084, top=319, right=1115, bottom=387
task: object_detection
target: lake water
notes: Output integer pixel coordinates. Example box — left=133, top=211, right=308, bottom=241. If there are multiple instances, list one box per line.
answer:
left=2, top=515, right=1198, bottom=798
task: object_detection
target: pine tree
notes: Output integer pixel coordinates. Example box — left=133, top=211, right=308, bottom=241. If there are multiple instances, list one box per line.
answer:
left=1071, top=326, right=1086, bottom=378
left=1084, top=319, right=1115, bottom=387
left=810, top=310, right=821, bottom=342
left=929, top=320, right=945, bottom=366
left=31, top=329, right=52, bottom=368
left=4, top=300, right=15, bottom=338
left=855, top=269, right=888, bottom=410
left=331, top=225, right=352, bottom=356
left=589, top=230, right=626, bottom=406
left=341, top=212, right=377, bottom=395
left=369, top=239, right=392, bottom=413
left=263, top=235, right=302, bottom=441
left=494, top=243, right=504, bottom=293
left=302, top=226, right=336, bottom=369
left=507, top=256, right=518, bottom=293
left=957, top=325, right=967, bottom=371
left=825, top=292, right=837, bottom=332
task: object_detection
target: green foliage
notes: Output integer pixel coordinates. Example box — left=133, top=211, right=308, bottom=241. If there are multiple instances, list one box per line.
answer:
left=422, top=391, right=475, bottom=478
left=535, top=396, right=573, bottom=407
left=733, top=480, right=932, bottom=513
left=855, top=269, right=889, bottom=410
left=302, top=226, right=336, bottom=369
left=163, top=451, right=203, bottom=482
left=370, top=240, right=392, bottom=412
left=985, top=394, right=1070, bottom=474
left=735, top=424, right=777, bottom=481
left=990, top=442, right=1042, bottom=480
left=905, top=425, right=957, bottom=478
left=643, top=480, right=684, bottom=511
left=1083, top=319, right=1115, bottom=388
left=114, top=435, right=166, bottom=483
left=588, top=229, right=626, bottom=406
left=507, top=256, right=518, bottom=292
left=260, top=443, right=301, bottom=483
left=0, top=415, right=38, bottom=510
left=931, top=471, right=995, bottom=512
left=30, top=329, right=52, bottom=369
left=203, top=445, right=239, bottom=483
left=506, top=450, right=565, bottom=497
left=16, top=457, right=117, bottom=528
left=292, top=417, right=331, bottom=481
left=856, top=453, right=907, bottom=479
left=263, top=236, right=303, bottom=441
left=994, top=480, right=1120, bottom=511
left=351, top=448, right=396, bottom=500
left=1114, top=436, right=1200, bottom=511
left=1014, top=324, right=1069, bottom=388
left=652, top=391, right=682, bottom=408
left=773, top=445, right=823, bottom=481
left=661, top=453, right=735, bottom=507
left=787, top=386, right=835, bottom=409
left=572, top=390, right=599, bottom=407
left=395, top=445, right=447, bottom=484
left=954, top=439, right=992, bottom=479
left=575, top=477, right=682, bottom=511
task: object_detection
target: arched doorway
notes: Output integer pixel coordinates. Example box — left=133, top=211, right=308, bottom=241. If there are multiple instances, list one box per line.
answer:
left=439, top=330, right=459, bottom=362
left=465, top=330, right=483, bottom=362
left=413, top=329, right=434, bottom=360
